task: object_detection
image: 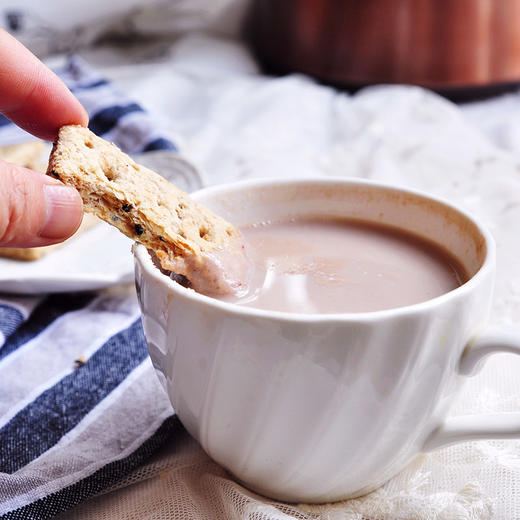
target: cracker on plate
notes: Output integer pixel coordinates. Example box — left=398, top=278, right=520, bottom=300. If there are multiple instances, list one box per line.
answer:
left=0, top=214, right=99, bottom=261
left=0, top=140, right=46, bottom=171
left=0, top=139, right=99, bottom=261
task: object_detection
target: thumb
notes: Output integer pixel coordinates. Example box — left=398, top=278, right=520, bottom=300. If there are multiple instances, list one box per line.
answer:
left=0, top=159, right=83, bottom=248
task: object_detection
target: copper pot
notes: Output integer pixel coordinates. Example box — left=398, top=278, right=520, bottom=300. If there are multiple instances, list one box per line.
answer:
left=248, top=0, right=520, bottom=97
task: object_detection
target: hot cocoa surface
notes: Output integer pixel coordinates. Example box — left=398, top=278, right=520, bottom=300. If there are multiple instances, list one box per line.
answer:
left=217, top=218, right=467, bottom=314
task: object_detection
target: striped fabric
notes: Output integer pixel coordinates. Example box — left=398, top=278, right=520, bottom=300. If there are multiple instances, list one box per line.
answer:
left=0, top=57, right=178, bottom=519
left=0, top=55, right=178, bottom=153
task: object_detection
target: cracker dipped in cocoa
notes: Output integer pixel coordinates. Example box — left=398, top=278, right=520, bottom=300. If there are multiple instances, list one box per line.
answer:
left=47, top=125, right=248, bottom=295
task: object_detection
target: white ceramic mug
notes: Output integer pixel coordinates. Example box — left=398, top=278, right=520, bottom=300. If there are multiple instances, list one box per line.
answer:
left=133, top=178, right=520, bottom=503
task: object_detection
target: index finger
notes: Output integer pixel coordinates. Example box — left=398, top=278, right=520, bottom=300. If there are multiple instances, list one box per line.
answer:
left=0, top=29, right=88, bottom=142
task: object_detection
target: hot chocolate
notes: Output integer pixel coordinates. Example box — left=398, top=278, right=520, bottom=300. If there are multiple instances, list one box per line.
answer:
left=221, top=218, right=468, bottom=314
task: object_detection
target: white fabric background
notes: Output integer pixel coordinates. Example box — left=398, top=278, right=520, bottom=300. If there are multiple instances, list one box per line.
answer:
left=0, top=0, right=247, bottom=56
left=43, top=34, right=520, bottom=519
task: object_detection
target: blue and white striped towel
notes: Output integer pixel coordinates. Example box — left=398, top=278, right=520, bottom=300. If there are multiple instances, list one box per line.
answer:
left=0, top=55, right=178, bottom=153
left=0, top=56, right=179, bottom=519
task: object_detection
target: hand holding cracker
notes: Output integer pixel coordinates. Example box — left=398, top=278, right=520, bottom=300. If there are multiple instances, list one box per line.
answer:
left=47, top=125, right=248, bottom=295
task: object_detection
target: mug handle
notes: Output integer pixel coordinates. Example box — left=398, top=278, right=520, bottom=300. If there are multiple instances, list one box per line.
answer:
left=423, top=326, right=520, bottom=451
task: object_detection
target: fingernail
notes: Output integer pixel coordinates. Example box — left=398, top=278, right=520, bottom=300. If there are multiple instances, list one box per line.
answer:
left=40, top=184, right=82, bottom=239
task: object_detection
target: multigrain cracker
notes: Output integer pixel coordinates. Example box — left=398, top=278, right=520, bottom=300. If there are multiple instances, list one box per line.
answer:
left=47, top=125, right=245, bottom=294
left=0, top=246, right=57, bottom=261
left=0, top=140, right=46, bottom=171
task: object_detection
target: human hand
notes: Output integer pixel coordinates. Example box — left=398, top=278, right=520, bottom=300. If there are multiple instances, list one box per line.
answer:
left=0, top=29, right=88, bottom=248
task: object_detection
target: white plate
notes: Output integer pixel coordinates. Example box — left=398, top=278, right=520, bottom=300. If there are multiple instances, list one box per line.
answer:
left=0, top=151, right=204, bottom=294
left=0, top=224, right=135, bottom=294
